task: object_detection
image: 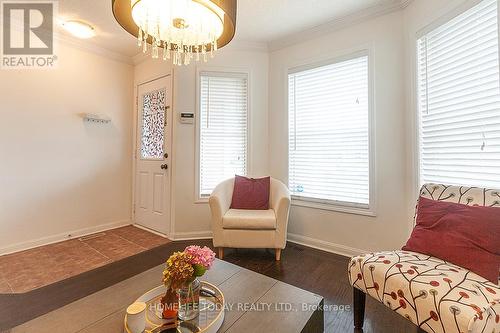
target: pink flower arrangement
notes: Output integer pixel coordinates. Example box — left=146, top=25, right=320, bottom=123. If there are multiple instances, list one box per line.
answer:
left=163, top=245, right=215, bottom=290
left=185, top=245, right=216, bottom=270
left=160, top=245, right=216, bottom=322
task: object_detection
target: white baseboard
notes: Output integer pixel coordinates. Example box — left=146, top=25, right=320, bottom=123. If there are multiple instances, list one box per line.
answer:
left=1, top=222, right=366, bottom=259
left=171, top=230, right=213, bottom=241
left=132, top=223, right=170, bottom=239
left=287, top=233, right=367, bottom=258
left=0, top=220, right=131, bottom=256
left=169, top=230, right=365, bottom=258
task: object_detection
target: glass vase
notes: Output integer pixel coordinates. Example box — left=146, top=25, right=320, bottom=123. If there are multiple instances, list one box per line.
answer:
left=177, top=278, right=200, bottom=321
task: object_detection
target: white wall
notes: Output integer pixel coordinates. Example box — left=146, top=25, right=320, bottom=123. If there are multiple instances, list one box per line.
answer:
left=268, top=12, right=409, bottom=254
left=134, top=45, right=269, bottom=239
left=0, top=43, right=134, bottom=254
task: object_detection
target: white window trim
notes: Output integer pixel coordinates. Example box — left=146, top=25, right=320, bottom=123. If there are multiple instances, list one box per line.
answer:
left=286, top=48, right=377, bottom=217
left=412, top=0, right=500, bottom=191
left=194, top=66, right=252, bottom=203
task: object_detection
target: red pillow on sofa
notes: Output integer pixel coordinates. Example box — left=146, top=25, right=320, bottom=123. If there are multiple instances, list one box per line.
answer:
left=230, top=175, right=270, bottom=210
left=402, top=197, right=500, bottom=284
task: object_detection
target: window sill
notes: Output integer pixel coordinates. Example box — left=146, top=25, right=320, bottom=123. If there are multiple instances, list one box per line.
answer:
left=195, top=197, right=209, bottom=204
left=291, top=198, right=376, bottom=217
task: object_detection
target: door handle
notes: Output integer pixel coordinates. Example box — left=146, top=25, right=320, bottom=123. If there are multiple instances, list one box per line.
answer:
left=161, top=164, right=168, bottom=170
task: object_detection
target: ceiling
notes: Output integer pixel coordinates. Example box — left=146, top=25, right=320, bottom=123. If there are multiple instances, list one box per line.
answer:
left=57, top=0, right=406, bottom=59
left=236, top=0, right=400, bottom=42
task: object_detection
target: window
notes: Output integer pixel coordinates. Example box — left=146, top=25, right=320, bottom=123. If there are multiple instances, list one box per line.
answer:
left=417, top=0, right=500, bottom=188
left=140, top=88, right=166, bottom=159
left=198, top=71, right=248, bottom=197
left=288, top=53, right=372, bottom=211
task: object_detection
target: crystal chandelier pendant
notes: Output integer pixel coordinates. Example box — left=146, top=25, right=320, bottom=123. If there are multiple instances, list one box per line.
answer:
left=128, top=0, right=226, bottom=66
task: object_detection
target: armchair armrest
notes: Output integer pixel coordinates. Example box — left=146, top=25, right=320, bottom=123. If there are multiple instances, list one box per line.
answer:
left=209, top=178, right=234, bottom=244
left=270, top=179, right=291, bottom=248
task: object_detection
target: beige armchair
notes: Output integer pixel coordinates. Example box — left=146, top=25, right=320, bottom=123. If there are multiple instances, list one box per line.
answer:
left=209, top=177, right=291, bottom=261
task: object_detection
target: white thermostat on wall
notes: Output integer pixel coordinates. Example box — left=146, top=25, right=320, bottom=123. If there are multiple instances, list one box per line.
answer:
left=179, top=112, right=195, bottom=124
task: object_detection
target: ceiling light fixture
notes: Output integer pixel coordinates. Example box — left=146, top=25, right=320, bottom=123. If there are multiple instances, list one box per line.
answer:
left=112, top=0, right=237, bottom=66
left=62, top=20, right=96, bottom=39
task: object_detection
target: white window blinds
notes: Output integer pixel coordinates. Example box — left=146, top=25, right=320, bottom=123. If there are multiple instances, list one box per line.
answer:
left=199, top=72, right=248, bottom=196
left=417, top=0, right=500, bottom=188
left=288, top=55, right=370, bottom=207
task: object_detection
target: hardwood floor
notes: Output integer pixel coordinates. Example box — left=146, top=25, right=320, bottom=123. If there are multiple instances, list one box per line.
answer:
left=1, top=239, right=426, bottom=333
left=222, top=243, right=424, bottom=333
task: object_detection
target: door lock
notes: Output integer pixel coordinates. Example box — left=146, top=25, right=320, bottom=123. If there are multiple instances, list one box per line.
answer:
left=164, top=153, right=169, bottom=158
left=161, top=164, right=168, bottom=170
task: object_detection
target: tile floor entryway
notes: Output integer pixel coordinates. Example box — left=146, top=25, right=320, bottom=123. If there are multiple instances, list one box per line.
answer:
left=0, top=226, right=170, bottom=294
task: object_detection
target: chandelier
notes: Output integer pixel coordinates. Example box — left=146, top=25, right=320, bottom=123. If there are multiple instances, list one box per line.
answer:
left=112, top=0, right=237, bottom=65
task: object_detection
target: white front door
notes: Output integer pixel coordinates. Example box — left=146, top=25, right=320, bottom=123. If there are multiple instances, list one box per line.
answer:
left=134, top=76, right=172, bottom=235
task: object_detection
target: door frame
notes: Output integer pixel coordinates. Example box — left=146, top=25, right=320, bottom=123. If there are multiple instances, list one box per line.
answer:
left=132, top=72, right=174, bottom=238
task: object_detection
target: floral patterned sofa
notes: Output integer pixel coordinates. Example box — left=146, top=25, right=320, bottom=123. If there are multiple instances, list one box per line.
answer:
left=348, top=184, right=500, bottom=333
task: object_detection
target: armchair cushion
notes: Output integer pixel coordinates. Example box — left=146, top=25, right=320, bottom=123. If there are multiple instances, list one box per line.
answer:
left=222, top=209, right=276, bottom=230
left=230, top=175, right=270, bottom=210
left=349, top=250, right=500, bottom=333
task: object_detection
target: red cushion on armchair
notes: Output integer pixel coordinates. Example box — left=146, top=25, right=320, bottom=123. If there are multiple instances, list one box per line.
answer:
left=403, top=196, right=500, bottom=283
left=230, top=175, right=270, bottom=210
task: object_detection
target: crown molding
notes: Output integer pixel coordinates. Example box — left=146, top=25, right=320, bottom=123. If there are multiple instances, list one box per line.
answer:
left=54, top=32, right=134, bottom=65
left=131, top=39, right=268, bottom=66
left=132, top=51, right=149, bottom=65
left=224, top=40, right=269, bottom=53
left=269, top=0, right=414, bottom=52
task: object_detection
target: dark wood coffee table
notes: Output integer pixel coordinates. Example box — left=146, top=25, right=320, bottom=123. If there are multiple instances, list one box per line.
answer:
left=201, top=259, right=324, bottom=332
